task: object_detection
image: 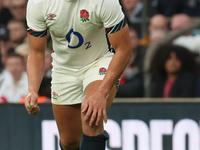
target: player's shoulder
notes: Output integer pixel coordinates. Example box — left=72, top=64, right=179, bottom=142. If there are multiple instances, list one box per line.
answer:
left=97, top=0, right=120, bottom=4
left=28, top=0, right=53, bottom=12
left=29, top=0, right=44, bottom=4
left=28, top=0, right=51, bottom=6
left=85, top=0, right=102, bottom=6
left=86, top=0, right=118, bottom=10
left=89, top=0, right=116, bottom=5
left=90, top=0, right=121, bottom=10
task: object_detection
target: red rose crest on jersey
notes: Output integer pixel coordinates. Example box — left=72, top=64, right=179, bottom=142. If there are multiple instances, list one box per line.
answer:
left=80, top=9, right=89, bottom=22
left=99, top=67, right=107, bottom=75
left=47, top=13, right=57, bottom=20
left=52, top=92, right=58, bottom=99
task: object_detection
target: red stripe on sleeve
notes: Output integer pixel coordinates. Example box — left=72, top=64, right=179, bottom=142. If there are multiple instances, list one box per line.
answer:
left=106, top=28, right=110, bottom=32
left=28, top=30, right=35, bottom=34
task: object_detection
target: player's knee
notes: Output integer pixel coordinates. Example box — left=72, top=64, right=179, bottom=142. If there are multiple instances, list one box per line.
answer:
left=82, top=123, right=104, bottom=136
left=60, top=139, right=80, bottom=150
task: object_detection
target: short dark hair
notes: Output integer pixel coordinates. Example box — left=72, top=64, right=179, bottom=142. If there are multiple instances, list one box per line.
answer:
left=6, top=52, right=24, bottom=62
left=151, top=44, right=199, bottom=77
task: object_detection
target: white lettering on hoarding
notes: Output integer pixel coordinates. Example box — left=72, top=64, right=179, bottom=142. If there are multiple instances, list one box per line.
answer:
left=173, top=119, right=200, bottom=150
left=42, top=120, right=60, bottom=150
left=104, top=119, right=121, bottom=149
left=122, top=120, right=149, bottom=150
left=150, top=120, right=173, bottom=150
left=41, top=119, right=200, bottom=150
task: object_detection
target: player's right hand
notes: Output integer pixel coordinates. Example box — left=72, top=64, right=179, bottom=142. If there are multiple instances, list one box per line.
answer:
left=24, top=92, right=40, bottom=115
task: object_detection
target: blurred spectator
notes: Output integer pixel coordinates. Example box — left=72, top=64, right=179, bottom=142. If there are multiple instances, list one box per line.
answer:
left=149, top=29, right=168, bottom=46
left=120, top=0, right=143, bottom=36
left=0, top=25, right=9, bottom=71
left=15, top=43, right=29, bottom=71
left=151, top=0, right=175, bottom=17
left=140, top=14, right=168, bottom=47
left=116, top=28, right=144, bottom=97
left=121, top=0, right=143, bottom=22
left=152, top=0, right=200, bottom=17
left=20, top=77, right=51, bottom=104
left=171, top=14, right=200, bottom=54
left=144, top=29, right=169, bottom=69
left=2, top=0, right=12, bottom=9
left=180, top=0, right=200, bottom=16
left=0, top=0, right=13, bottom=25
left=9, top=0, right=27, bottom=22
left=0, top=53, right=28, bottom=103
left=143, top=29, right=168, bottom=97
left=23, top=35, right=29, bottom=44
left=7, top=19, right=27, bottom=49
left=171, top=14, right=191, bottom=34
left=0, top=25, right=9, bottom=41
left=44, top=49, right=52, bottom=78
left=0, top=49, right=14, bottom=88
left=150, top=45, right=198, bottom=98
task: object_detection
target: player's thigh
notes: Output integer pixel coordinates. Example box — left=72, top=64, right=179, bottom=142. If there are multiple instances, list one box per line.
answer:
left=83, top=80, right=117, bottom=110
left=51, top=70, right=84, bottom=105
left=82, top=52, right=118, bottom=110
left=52, top=104, right=82, bottom=145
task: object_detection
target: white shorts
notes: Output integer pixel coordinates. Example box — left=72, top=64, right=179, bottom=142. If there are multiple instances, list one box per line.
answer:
left=51, top=52, right=117, bottom=105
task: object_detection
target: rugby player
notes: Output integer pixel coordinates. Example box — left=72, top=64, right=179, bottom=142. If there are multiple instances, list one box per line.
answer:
left=24, top=0, right=132, bottom=149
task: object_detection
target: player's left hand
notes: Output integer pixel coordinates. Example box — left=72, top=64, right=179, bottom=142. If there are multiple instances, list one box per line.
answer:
left=82, top=92, right=107, bottom=127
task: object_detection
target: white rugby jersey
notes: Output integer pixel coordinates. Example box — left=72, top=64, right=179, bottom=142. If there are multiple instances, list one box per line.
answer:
left=27, top=0, right=125, bottom=69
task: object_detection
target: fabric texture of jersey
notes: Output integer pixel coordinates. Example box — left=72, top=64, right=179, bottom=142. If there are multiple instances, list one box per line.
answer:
left=27, top=0, right=124, bottom=70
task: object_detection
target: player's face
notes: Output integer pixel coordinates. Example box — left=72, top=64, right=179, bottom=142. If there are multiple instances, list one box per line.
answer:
left=164, top=52, right=181, bottom=74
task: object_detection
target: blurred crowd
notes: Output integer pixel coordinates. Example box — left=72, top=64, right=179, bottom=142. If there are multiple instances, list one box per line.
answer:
left=0, top=0, right=200, bottom=103
left=0, top=0, right=52, bottom=103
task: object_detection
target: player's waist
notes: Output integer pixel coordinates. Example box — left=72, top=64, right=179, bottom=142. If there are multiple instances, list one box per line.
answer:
left=51, top=51, right=114, bottom=73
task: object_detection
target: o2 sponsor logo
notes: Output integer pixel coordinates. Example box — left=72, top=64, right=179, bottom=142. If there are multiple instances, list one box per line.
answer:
left=66, top=29, right=92, bottom=50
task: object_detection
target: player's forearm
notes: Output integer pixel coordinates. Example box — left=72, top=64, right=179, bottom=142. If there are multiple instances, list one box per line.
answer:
left=97, top=48, right=132, bottom=96
left=27, top=50, right=45, bottom=93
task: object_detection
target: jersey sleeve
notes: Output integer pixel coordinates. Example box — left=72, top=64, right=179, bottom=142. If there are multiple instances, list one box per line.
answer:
left=99, top=0, right=125, bottom=29
left=26, top=0, right=47, bottom=32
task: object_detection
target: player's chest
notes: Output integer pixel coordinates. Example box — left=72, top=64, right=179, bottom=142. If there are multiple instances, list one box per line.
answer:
left=44, top=0, right=100, bottom=38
